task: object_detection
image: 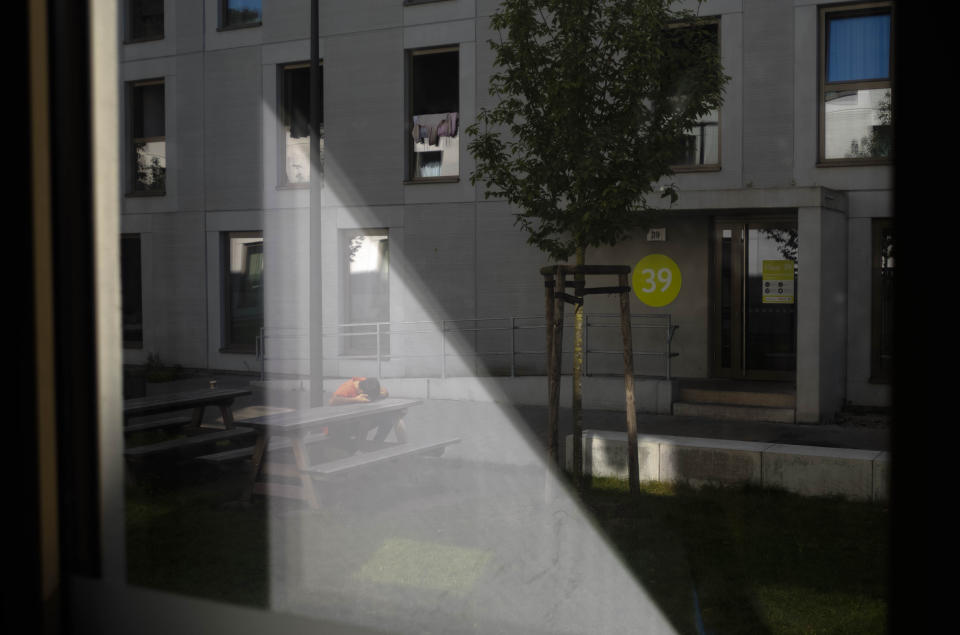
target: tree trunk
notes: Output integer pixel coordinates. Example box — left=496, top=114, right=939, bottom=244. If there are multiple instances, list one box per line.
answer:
left=572, top=246, right=585, bottom=488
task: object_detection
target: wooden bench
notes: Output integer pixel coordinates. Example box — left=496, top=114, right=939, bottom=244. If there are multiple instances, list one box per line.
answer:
left=239, top=399, right=460, bottom=509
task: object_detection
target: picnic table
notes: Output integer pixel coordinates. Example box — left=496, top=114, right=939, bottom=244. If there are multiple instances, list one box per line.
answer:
left=217, top=398, right=460, bottom=509
left=123, top=387, right=254, bottom=460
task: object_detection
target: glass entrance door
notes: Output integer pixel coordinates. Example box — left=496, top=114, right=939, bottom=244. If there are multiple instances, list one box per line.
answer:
left=713, top=220, right=798, bottom=380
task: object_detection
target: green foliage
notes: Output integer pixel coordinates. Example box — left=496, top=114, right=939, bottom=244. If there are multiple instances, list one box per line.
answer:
left=467, top=0, right=728, bottom=262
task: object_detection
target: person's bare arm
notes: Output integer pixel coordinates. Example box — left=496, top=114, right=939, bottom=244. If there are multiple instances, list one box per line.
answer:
left=329, top=393, right=371, bottom=405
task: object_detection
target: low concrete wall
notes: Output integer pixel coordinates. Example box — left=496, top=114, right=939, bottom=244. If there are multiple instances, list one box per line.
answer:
left=259, top=376, right=675, bottom=413
left=565, top=430, right=889, bottom=502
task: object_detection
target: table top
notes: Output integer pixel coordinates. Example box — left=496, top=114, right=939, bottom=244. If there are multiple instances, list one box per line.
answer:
left=241, top=398, right=421, bottom=432
left=123, top=387, right=252, bottom=417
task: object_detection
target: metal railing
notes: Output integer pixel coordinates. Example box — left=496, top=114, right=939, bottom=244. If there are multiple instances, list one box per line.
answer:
left=258, top=313, right=679, bottom=381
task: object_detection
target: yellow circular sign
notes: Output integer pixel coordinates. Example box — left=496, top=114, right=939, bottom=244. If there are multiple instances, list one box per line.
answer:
left=632, top=254, right=682, bottom=307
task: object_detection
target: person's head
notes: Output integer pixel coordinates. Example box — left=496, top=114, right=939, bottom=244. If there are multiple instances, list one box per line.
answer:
left=358, top=377, right=382, bottom=399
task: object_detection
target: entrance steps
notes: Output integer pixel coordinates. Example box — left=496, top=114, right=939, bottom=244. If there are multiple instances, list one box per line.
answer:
left=672, top=379, right=795, bottom=424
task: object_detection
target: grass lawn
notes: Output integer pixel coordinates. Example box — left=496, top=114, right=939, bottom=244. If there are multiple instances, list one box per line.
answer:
left=126, top=466, right=888, bottom=634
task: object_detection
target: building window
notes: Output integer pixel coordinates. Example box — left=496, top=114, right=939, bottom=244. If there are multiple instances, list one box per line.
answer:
left=222, top=232, right=264, bottom=353
left=279, top=62, right=322, bottom=185
left=121, top=234, right=143, bottom=348
left=871, top=219, right=893, bottom=382
left=670, top=22, right=720, bottom=169
left=820, top=3, right=892, bottom=162
left=341, top=230, right=390, bottom=357
left=125, top=0, right=163, bottom=42
left=128, top=79, right=165, bottom=194
left=409, top=47, right=459, bottom=180
left=221, top=0, right=262, bottom=30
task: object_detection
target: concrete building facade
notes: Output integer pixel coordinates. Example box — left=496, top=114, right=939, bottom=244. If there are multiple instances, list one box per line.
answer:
left=120, top=0, right=894, bottom=423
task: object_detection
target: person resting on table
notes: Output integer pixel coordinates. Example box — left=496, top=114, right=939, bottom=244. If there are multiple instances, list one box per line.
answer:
left=328, top=377, right=407, bottom=443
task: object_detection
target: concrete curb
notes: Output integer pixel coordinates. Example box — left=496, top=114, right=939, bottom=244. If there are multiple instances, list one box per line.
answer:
left=565, top=430, right=889, bottom=502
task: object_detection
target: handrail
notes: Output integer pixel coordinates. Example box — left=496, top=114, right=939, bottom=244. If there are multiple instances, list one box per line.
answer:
left=258, top=313, right=679, bottom=380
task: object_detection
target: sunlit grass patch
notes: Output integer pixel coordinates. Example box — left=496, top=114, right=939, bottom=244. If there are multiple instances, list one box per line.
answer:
left=355, top=537, right=491, bottom=593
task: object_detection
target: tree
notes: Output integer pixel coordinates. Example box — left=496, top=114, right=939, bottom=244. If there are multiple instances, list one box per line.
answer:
left=467, top=0, right=728, bottom=482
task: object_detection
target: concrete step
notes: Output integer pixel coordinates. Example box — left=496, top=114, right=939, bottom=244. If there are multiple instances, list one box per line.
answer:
left=672, top=401, right=795, bottom=424
left=677, top=386, right=795, bottom=409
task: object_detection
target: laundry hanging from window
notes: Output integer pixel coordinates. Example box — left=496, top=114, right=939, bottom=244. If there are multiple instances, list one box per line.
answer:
left=411, top=112, right=459, bottom=147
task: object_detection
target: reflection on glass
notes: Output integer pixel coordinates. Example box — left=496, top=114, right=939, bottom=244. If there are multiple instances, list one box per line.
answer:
left=874, top=224, right=894, bottom=380
left=224, top=233, right=264, bottom=351
left=746, top=228, right=797, bottom=373
left=132, top=81, right=165, bottom=192
left=824, top=88, right=891, bottom=159
left=223, top=0, right=262, bottom=28
left=343, top=232, right=389, bottom=356
left=720, top=228, right=733, bottom=369
left=675, top=109, right=719, bottom=166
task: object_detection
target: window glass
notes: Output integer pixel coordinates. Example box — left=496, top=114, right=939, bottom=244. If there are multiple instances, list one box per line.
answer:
left=121, top=234, right=143, bottom=348
left=410, top=49, right=459, bottom=178
left=223, top=0, right=262, bottom=28
left=131, top=80, right=165, bottom=193
left=872, top=220, right=894, bottom=381
left=824, top=87, right=891, bottom=159
left=127, top=0, right=163, bottom=41
left=223, top=232, right=264, bottom=351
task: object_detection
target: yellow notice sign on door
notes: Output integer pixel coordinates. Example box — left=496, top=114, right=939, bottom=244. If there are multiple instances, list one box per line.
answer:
left=762, top=260, right=795, bottom=304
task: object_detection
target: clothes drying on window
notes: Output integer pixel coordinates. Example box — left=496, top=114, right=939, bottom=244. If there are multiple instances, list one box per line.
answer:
left=412, top=112, right=458, bottom=148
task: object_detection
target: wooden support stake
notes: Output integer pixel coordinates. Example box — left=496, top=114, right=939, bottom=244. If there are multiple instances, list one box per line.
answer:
left=548, top=271, right=566, bottom=467
left=619, top=273, right=639, bottom=494
left=544, top=273, right=557, bottom=465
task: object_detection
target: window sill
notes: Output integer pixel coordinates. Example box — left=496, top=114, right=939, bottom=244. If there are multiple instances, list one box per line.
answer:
left=816, top=158, right=893, bottom=168
left=276, top=182, right=311, bottom=190
left=404, top=176, right=460, bottom=185
left=123, top=35, right=165, bottom=45
left=217, top=22, right=262, bottom=33
left=125, top=190, right=165, bottom=198
left=219, top=347, right=257, bottom=355
left=671, top=164, right=722, bottom=173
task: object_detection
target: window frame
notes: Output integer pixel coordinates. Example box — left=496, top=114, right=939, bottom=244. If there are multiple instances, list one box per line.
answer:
left=277, top=61, right=322, bottom=188
left=406, top=45, right=461, bottom=183
left=220, top=231, right=265, bottom=355
left=123, top=0, right=164, bottom=44
left=219, top=0, right=263, bottom=31
left=126, top=78, right=166, bottom=196
left=818, top=1, right=894, bottom=166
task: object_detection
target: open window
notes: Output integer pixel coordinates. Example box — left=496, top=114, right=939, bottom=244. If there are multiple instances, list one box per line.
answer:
left=279, top=62, right=322, bottom=185
left=408, top=47, right=459, bottom=180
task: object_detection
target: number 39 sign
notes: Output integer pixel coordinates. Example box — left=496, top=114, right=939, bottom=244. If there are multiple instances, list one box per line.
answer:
left=632, top=254, right=682, bottom=307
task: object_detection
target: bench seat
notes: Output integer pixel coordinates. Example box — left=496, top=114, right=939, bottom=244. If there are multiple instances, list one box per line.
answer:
left=303, top=438, right=460, bottom=477
left=125, top=426, right=256, bottom=459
